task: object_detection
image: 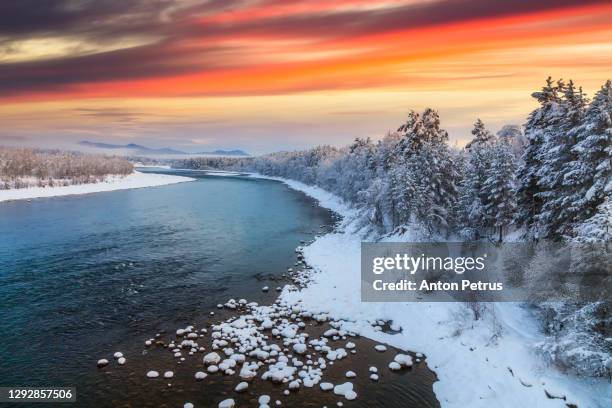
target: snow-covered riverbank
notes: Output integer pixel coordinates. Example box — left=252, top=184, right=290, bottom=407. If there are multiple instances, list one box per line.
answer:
left=0, top=171, right=195, bottom=203
left=256, top=174, right=610, bottom=408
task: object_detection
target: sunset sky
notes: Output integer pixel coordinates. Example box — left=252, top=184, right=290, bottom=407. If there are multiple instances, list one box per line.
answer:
left=1, top=0, right=611, bottom=154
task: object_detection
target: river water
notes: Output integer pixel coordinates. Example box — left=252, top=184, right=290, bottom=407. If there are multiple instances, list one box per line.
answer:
left=0, top=170, right=438, bottom=407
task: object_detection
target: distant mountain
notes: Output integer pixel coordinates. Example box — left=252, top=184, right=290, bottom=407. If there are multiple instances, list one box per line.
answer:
left=200, top=149, right=249, bottom=156
left=78, top=141, right=248, bottom=156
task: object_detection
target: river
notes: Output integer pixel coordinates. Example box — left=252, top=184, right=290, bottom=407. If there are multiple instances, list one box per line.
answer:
left=0, top=170, right=438, bottom=407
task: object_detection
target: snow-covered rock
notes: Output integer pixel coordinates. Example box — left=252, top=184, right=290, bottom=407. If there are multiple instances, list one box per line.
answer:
left=218, top=399, right=235, bottom=408
left=203, top=352, right=221, bottom=365
left=320, top=382, right=334, bottom=391
left=234, top=382, right=248, bottom=392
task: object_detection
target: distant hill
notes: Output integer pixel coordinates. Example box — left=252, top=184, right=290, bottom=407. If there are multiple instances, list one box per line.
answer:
left=78, top=141, right=249, bottom=156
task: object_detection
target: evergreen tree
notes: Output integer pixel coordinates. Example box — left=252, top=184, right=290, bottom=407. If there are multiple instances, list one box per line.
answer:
left=459, top=119, right=496, bottom=239
left=515, top=77, right=564, bottom=237
left=536, top=80, right=588, bottom=239
left=465, top=118, right=496, bottom=149
left=483, top=139, right=517, bottom=242
left=565, top=80, right=612, bottom=228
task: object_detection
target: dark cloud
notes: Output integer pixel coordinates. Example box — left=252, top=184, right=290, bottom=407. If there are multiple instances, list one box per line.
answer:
left=0, top=0, right=607, bottom=97
left=191, top=0, right=607, bottom=39
left=0, top=41, right=241, bottom=95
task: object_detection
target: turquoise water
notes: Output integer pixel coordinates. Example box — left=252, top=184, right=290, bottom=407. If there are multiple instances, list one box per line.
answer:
left=0, top=171, right=334, bottom=405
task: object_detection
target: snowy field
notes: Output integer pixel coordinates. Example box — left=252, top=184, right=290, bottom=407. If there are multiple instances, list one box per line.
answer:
left=254, top=174, right=611, bottom=408
left=0, top=171, right=195, bottom=202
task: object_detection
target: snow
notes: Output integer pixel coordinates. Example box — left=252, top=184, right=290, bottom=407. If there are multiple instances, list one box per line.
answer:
left=0, top=171, right=195, bottom=202
left=270, top=176, right=611, bottom=408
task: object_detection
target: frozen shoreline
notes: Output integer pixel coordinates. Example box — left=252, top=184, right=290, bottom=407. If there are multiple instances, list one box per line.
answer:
left=251, top=173, right=610, bottom=408
left=0, top=171, right=195, bottom=203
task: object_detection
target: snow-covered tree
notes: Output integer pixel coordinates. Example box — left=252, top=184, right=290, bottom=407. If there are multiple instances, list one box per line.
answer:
left=458, top=119, right=496, bottom=239
left=482, top=139, right=517, bottom=242
left=564, top=80, right=612, bottom=230
left=536, top=80, right=588, bottom=239
left=515, top=77, right=564, bottom=237
left=497, top=124, right=527, bottom=157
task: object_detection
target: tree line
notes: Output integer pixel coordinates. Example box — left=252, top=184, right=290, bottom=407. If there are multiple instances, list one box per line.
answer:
left=179, top=78, right=611, bottom=244
left=0, top=146, right=133, bottom=189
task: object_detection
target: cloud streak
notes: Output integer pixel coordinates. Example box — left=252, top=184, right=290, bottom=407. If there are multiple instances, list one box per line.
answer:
left=0, top=0, right=610, bottom=98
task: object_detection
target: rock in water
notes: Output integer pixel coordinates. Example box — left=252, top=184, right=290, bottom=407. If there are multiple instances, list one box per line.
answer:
left=320, top=382, right=334, bottom=391
left=393, top=354, right=413, bottom=367
left=203, top=352, right=221, bottom=365
left=218, top=399, right=235, bottom=408
left=388, top=362, right=401, bottom=371
left=97, top=359, right=109, bottom=368
left=146, top=370, right=159, bottom=378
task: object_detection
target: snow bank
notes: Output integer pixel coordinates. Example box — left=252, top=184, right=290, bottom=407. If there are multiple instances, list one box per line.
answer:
left=0, top=171, right=195, bottom=202
left=271, top=176, right=610, bottom=408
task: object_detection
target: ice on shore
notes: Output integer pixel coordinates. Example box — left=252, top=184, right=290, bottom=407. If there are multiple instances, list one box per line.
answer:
left=0, top=171, right=195, bottom=203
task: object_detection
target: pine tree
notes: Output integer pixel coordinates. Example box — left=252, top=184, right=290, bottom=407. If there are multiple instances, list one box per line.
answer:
left=536, top=80, right=588, bottom=239
left=465, top=118, right=496, bottom=149
left=515, top=77, right=564, bottom=237
left=459, top=119, right=496, bottom=239
left=565, top=80, right=612, bottom=228
left=483, top=139, right=517, bottom=242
